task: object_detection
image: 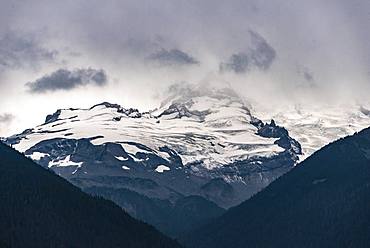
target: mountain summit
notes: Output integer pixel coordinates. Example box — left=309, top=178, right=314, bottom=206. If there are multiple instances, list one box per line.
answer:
left=5, top=83, right=370, bottom=236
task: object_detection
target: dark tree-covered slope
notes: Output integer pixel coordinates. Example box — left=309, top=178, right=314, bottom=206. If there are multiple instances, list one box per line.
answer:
left=0, top=142, right=181, bottom=248
left=83, top=186, right=225, bottom=237
left=183, top=127, right=370, bottom=248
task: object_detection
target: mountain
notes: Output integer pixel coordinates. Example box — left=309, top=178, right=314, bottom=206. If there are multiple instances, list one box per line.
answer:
left=5, top=83, right=302, bottom=236
left=182, top=127, right=370, bottom=248
left=0, top=142, right=181, bottom=248
left=254, top=103, right=370, bottom=159
left=5, top=83, right=370, bottom=236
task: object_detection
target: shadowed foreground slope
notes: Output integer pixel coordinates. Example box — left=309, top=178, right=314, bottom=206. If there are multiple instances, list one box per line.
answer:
left=0, top=142, right=181, bottom=248
left=183, top=127, right=370, bottom=248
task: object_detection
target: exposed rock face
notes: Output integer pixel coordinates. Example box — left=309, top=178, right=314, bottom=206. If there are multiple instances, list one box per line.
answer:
left=45, top=109, right=62, bottom=124
left=252, top=119, right=302, bottom=156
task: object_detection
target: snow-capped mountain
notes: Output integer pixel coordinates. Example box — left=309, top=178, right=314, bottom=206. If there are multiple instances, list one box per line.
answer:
left=5, top=83, right=370, bottom=235
left=255, top=104, right=370, bottom=159
left=6, top=83, right=301, bottom=206
left=12, top=86, right=296, bottom=171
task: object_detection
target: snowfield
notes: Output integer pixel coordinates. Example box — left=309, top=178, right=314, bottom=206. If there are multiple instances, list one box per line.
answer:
left=12, top=87, right=286, bottom=170
left=253, top=103, right=370, bottom=160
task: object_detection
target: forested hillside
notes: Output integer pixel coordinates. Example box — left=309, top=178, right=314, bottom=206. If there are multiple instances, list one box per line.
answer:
left=183, top=127, right=370, bottom=248
left=0, top=142, right=181, bottom=248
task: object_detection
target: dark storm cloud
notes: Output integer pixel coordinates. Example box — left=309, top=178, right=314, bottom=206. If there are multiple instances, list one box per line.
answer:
left=0, top=113, right=14, bottom=135
left=0, top=32, right=57, bottom=70
left=26, top=68, right=108, bottom=93
left=220, top=31, right=276, bottom=73
left=220, top=53, right=250, bottom=74
left=0, top=113, right=14, bottom=124
left=0, top=0, right=369, bottom=135
left=303, top=71, right=314, bottom=82
left=147, top=49, right=199, bottom=66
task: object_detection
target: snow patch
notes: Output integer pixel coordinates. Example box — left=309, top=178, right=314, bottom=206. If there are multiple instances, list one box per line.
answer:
left=28, top=152, right=48, bottom=160
left=115, top=156, right=128, bottom=161
left=48, top=155, right=83, bottom=168
left=129, top=154, right=145, bottom=162
left=155, top=165, right=170, bottom=173
left=121, top=143, right=151, bottom=155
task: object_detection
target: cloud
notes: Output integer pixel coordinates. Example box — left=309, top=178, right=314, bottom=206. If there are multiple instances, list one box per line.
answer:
left=0, top=32, right=57, bottom=71
left=0, top=113, right=15, bottom=135
left=303, top=71, right=314, bottom=82
left=0, top=113, right=14, bottom=124
left=147, top=49, right=199, bottom=66
left=248, top=31, right=277, bottom=70
left=0, top=0, right=370, bottom=137
left=26, top=68, right=108, bottom=93
left=220, top=31, right=276, bottom=73
left=220, top=53, right=250, bottom=74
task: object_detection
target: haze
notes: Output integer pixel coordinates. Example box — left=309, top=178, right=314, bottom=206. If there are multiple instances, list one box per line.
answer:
left=0, top=0, right=369, bottom=136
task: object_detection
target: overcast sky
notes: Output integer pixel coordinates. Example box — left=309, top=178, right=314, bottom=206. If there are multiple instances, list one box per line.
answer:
left=0, top=0, right=369, bottom=136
